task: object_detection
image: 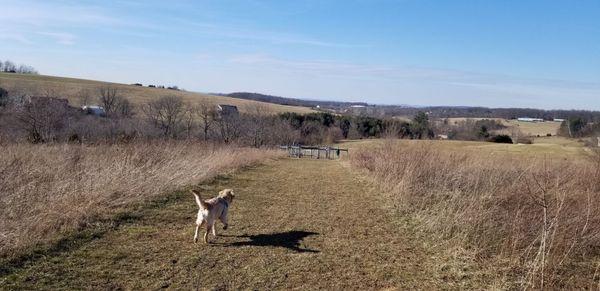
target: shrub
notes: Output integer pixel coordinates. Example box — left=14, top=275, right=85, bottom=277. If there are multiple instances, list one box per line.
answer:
left=488, top=134, right=513, bottom=143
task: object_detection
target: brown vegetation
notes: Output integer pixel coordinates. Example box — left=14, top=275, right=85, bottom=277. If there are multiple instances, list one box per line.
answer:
left=0, top=72, right=314, bottom=114
left=0, top=142, right=281, bottom=259
left=350, top=140, right=600, bottom=289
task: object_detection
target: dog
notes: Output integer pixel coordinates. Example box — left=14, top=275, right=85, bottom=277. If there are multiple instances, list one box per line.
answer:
left=190, top=189, right=235, bottom=243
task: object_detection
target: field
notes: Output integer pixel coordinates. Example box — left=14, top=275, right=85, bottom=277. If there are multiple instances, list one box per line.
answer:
left=0, top=73, right=315, bottom=114
left=1, top=138, right=598, bottom=289
left=339, top=136, right=591, bottom=161
left=349, top=139, right=600, bottom=289
left=0, top=142, right=281, bottom=262
left=504, top=120, right=562, bottom=136
left=445, top=117, right=562, bottom=137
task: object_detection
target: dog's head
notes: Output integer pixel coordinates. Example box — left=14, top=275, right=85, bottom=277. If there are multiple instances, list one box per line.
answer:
left=218, top=188, right=235, bottom=203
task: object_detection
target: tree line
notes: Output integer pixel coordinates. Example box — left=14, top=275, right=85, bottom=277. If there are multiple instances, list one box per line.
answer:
left=0, top=85, right=441, bottom=146
left=3, top=83, right=595, bottom=146
left=0, top=59, right=38, bottom=74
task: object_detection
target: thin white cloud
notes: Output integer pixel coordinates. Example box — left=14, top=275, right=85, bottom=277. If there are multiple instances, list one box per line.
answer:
left=177, top=19, right=362, bottom=48
left=37, top=32, right=76, bottom=45
left=0, top=31, right=33, bottom=45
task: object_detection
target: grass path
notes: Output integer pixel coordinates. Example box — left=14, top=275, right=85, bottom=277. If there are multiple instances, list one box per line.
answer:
left=2, top=158, right=463, bottom=289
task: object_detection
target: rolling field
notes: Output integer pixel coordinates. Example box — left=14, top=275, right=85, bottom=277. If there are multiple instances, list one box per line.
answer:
left=339, top=136, right=591, bottom=161
left=445, top=117, right=562, bottom=137
left=347, top=139, right=600, bottom=288
left=0, top=73, right=315, bottom=114
left=1, top=139, right=597, bottom=289
left=1, top=158, right=478, bottom=290
left=504, top=120, right=561, bottom=136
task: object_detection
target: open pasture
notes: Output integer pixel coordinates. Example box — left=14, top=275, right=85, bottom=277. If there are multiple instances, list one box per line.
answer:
left=0, top=73, right=315, bottom=114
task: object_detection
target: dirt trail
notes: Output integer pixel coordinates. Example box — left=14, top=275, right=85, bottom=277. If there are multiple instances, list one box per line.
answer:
left=2, top=158, right=451, bottom=290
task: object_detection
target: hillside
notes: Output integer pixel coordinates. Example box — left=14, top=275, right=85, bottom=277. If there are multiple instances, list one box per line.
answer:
left=224, top=92, right=368, bottom=109
left=0, top=73, right=315, bottom=114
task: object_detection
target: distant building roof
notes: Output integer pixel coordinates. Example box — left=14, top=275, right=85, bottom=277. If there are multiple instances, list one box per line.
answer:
left=517, top=117, right=544, bottom=122
left=217, top=104, right=239, bottom=116
left=82, top=105, right=106, bottom=117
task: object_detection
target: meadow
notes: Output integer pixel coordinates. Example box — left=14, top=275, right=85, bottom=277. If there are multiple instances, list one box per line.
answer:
left=445, top=117, right=562, bottom=137
left=2, top=74, right=599, bottom=289
left=0, top=73, right=314, bottom=115
left=0, top=142, right=281, bottom=263
left=349, top=139, right=600, bottom=289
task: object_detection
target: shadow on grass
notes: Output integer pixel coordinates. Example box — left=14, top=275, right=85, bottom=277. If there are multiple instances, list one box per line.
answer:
left=219, top=231, right=320, bottom=253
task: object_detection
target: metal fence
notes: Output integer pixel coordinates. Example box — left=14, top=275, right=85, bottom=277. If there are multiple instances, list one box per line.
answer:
left=279, top=145, right=349, bottom=159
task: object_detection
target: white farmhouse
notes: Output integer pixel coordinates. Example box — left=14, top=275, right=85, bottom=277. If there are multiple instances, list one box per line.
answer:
left=517, top=117, right=544, bottom=122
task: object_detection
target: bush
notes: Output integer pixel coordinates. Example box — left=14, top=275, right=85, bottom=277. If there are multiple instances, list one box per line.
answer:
left=488, top=134, right=513, bottom=143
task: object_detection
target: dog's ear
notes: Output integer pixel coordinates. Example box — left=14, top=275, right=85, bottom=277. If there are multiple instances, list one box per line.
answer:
left=229, top=190, right=235, bottom=197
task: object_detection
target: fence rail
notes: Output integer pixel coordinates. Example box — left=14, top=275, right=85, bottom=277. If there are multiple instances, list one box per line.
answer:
left=279, top=145, right=348, bottom=159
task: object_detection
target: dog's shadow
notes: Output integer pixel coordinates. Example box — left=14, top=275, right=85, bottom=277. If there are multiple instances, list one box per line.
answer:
left=218, top=231, right=320, bottom=253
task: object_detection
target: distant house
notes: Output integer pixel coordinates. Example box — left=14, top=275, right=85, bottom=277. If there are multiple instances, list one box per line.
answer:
left=217, top=104, right=239, bottom=117
left=517, top=117, right=544, bottom=122
left=82, top=105, right=106, bottom=117
left=553, top=118, right=565, bottom=122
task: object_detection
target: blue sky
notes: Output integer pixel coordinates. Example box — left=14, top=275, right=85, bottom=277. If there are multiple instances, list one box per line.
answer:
left=1, top=0, right=599, bottom=109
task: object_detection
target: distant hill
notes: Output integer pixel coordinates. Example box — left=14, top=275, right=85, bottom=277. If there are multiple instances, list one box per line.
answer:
left=224, top=92, right=600, bottom=121
left=223, top=92, right=368, bottom=109
left=371, top=106, right=600, bottom=121
left=0, top=73, right=315, bottom=115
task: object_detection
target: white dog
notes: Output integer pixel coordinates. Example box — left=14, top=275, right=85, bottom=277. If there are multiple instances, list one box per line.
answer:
left=190, top=189, right=235, bottom=243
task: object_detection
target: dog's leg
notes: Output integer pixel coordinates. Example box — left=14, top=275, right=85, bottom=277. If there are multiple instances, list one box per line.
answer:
left=219, top=215, right=228, bottom=230
left=194, top=223, right=200, bottom=243
left=194, top=219, right=205, bottom=243
left=211, top=224, right=217, bottom=237
left=203, top=223, right=211, bottom=243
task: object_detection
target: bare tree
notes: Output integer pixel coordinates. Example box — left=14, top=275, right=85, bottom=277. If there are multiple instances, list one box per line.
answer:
left=3, top=61, right=16, bottom=73
left=244, top=103, right=270, bottom=147
left=197, top=102, right=216, bottom=140
left=16, top=98, right=72, bottom=143
left=77, top=89, right=91, bottom=106
left=141, top=96, right=186, bottom=138
left=16, top=64, right=37, bottom=74
left=97, top=87, right=119, bottom=117
left=115, top=96, right=134, bottom=118
left=183, top=106, right=197, bottom=139
left=215, top=109, right=240, bottom=143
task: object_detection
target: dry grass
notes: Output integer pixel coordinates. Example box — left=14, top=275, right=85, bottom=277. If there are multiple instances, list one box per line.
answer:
left=504, top=120, right=561, bottom=137
left=0, top=72, right=314, bottom=114
left=445, top=117, right=561, bottom=137
left=0, top=142, right=281, bottom=259
left=2, top=158, right=458, bottom=289
left=339, top=138, right=590, bottom=161
left=350, top=140, right=600, bottom=289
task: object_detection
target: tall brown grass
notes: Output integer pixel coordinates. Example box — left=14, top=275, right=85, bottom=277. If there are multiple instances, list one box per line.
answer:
left=0, top=142, right=281, bottom=259
left=350, top=140, right=600, bottom=289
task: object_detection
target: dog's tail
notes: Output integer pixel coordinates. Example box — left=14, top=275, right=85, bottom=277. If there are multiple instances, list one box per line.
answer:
left=190, top=190, right=211, bottom=209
